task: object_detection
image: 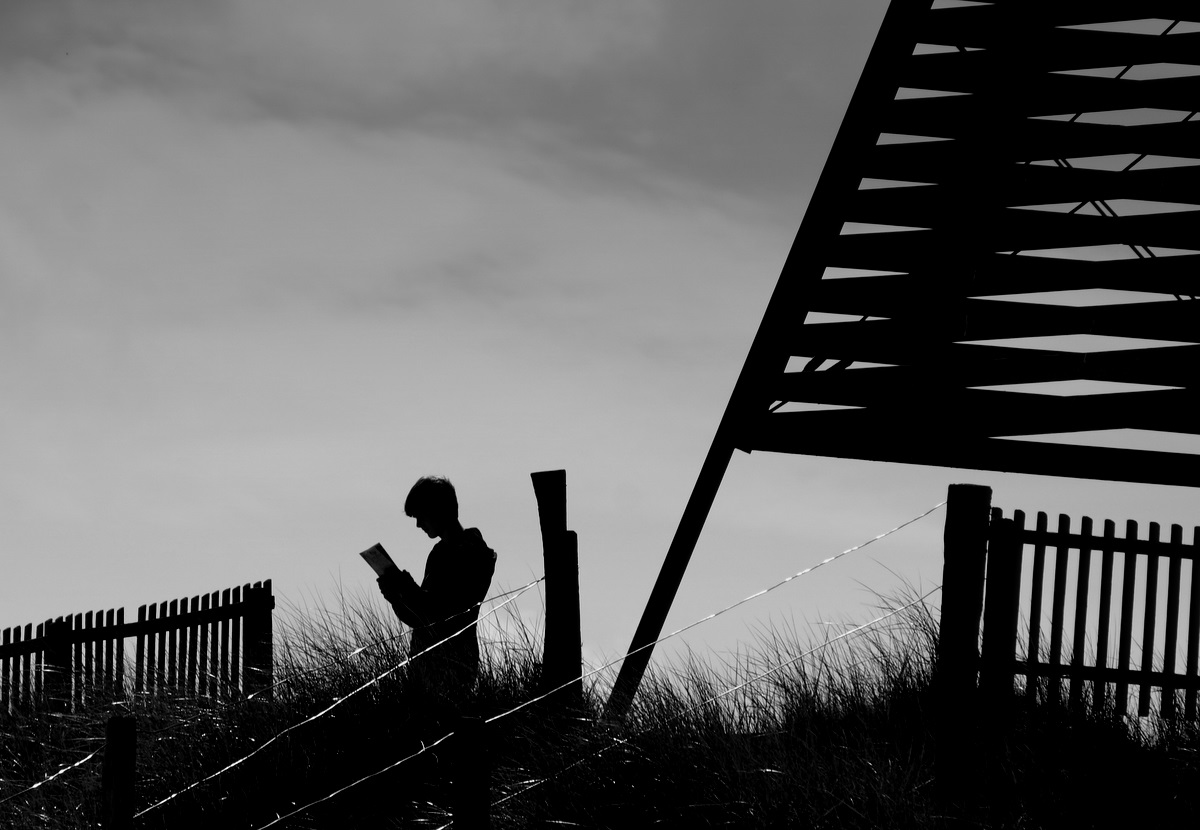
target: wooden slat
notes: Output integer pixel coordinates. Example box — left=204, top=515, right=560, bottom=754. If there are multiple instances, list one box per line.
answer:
left=1113, top=520, right=1137, bottom=716
left=982, top=510, right=1025, bottom=702
left=83, top=611, right=94, bottom=693
left=862, top=121, right=1200, bottom=185
left=1094, top=520, right=1117, bottom=712
left=146, top=603, right=158, bottom=695
left=1139, top=524, right=1162, bottom=716
left=21, top=624, right=32, bottom=707
left=1048, top=515, right=1071, bottom=708
left=231, top=586, right=242, bottom=694
left=846, top=170, right=1200, bottom=230
left=1, top=627, right=10, bottom=714
left=808, top=265, right=1200, bottom=323
left=187, top=595, right=200, bottom=694
left=168, top=599, right=179, bottom=691
left=1069, top=517, right=1093, bottom=711
left=220, top=588, right=231, bottom=696
left=1186, top=526, right=1200, bottom=720
left=903, top=32, right=1200, bottom=87
left=917, top=1, right=1200, bottom=50
left=115, top=608, right=125, bottom=699
left=1162, top=525, right=1184, bottom=719
left=1026, top=512, right=1049, bottom=704
left=198, top=594, right=210, bottom=697
left=72, top=613, right=83, bottom=710
left=746, top=411, right=1200, bottom=489
left=107, top=608, right=116, bottom=694
left=157, top=601, right=168, bottom=693
left=135, top=605, right=147, bottom=695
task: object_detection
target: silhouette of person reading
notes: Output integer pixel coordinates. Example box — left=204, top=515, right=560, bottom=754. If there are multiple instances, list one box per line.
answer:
left=377, top=476, right=497, bottom=712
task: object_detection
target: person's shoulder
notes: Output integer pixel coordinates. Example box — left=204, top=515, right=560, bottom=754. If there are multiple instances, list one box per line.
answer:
left=463, top=528, right=497, bottom=561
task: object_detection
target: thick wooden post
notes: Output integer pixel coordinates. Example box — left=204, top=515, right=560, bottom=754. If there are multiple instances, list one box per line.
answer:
left=936, top=483, right=992, bottom=800
left=44, top=617, right=73, bottom=713
left=102, top=713, right=136, bottom=830
left=242, top=581, right=274, bottom=700
left=531, top=470, right=582, bottom=710
left=451, top=715, right=491, bottom=830
left=979, top=513, right=1022, bottom=710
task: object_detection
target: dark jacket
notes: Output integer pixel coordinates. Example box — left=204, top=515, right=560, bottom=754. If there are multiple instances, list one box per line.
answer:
left=383, top=528, right=497, bottom=686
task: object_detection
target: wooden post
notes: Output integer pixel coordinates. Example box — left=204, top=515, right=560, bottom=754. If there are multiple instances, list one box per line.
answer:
left=936, top=483, right=992, bottom=801
left=44, top=617, right=73, bottom=713
left=101, top=713, right=136, bottom=830
left=979, top=513, right=1022, bottom=710
left=242, top=581, right=275, bottom=700
left=531, top=470, right=582, bottom=710
left=451, top=715, right=491, bottom=830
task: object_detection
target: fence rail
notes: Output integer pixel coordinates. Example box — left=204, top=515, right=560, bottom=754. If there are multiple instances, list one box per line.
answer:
left=1, top=580, right=273, bottom=714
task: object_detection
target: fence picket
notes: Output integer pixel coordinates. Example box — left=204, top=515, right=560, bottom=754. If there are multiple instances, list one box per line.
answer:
left=1138, top=523, right=1161, bottom=717
left=1068, top=517, right=1093, bottom=712
left=230, top=586, right=242, bottom=693
left=1026, top=512, right=1049, bottom=704
left=208, top=591, right=220, bottom=697
left=1188, top=527, right=1200, bottom=721
left=114, top=609, right=125, bottom=700
left=1162, top=525, right=1183, bottom=720
left=1048, top=514, right=1071, bottom=708
left=220, top=588, right=231, bottom=693
left=1094, top=520, right=1116, bottom=712
left=135, top=606, right=147, bottom=695
left=1116, top=521, right=1138, bottom=715
left=187, top=596, right=199, bottom=694
left=2, top=627, right=11, bottom=714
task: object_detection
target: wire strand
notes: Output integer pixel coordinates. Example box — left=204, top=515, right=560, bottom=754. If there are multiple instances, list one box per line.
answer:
left=493, top=586, right=942, bottom=808
left=133, top=577, right=543, bottom=819
left=239, top=501, right=947, bottom=827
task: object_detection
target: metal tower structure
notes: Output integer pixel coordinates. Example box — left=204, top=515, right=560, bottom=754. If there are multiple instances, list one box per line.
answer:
left=608, top=0, right=1200, bottom=715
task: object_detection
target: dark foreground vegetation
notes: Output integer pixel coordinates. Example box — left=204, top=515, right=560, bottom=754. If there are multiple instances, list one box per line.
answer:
left=4, top=590, right=1198, bottom=828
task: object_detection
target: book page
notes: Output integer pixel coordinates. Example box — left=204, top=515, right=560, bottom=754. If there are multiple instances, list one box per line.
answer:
left=359, top=542, right=399, bottom=577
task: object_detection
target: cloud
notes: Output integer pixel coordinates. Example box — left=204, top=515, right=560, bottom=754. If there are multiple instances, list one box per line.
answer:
left=0, top=0, right=667, bottom=121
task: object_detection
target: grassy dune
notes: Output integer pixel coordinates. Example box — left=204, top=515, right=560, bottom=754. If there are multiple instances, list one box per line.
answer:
left=3, top=589, right=1198, bottom=828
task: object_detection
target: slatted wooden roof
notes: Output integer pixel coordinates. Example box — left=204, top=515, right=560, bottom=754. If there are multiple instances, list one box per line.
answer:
left=734, top=0, right=1200, bottom=486
left=607, top=0, right=1200, bottom=715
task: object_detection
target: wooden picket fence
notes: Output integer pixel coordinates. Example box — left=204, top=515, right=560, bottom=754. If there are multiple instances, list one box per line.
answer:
left=0, top=580, right=274, bottom=714
left=939, top=485, right=1200, bottom=724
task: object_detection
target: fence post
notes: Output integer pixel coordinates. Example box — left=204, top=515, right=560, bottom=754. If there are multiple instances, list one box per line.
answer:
left=102, top=713, right=136, bottom=830
left=242, top=581, right=275, bottom=700
left=979, top=514, right=1022, bottom=711
left=936, top=483, right=992, bottom=801
left=531, top=470, right=583, bottom=711
left=44, top=617, right=73, bottom=713
left=451, top=715, right=491, bottom=829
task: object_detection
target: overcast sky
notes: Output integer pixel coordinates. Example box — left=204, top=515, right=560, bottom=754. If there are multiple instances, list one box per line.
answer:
left=3, top=0, right=1197, bottom=683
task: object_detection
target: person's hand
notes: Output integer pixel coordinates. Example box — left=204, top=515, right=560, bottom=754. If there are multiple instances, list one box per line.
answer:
left=377, top=569, right=410, bottom=605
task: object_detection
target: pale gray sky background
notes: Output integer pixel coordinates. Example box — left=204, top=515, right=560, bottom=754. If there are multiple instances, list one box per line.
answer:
left=3, top=0, right=1197, bottom=679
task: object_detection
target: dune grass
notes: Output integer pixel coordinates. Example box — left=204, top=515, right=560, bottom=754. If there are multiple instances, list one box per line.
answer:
left=3, top=586, right=1198, bottom=828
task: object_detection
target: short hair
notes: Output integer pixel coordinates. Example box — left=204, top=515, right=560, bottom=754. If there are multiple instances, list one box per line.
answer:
left=405, top=476, right=458, bottom=519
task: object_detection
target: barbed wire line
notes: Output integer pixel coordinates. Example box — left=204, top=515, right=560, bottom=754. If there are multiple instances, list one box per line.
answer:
left=247, top=577, right=547, bottom=701
left=0, top=747, right=104, bottom=807
left=492, top=586, right=943, bottom=810
left=250, top=729, right=459, bottom=830
left=485, top=499, right=947, bottom=724
left=132, top=577, right=544, bottom=820
left=0, top=578, right=547, bottom=809
left=237, top=500, right=947, bottom=827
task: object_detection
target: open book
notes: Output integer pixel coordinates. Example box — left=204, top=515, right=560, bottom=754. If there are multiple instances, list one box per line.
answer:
left=359, top=542, right=399, bottom=577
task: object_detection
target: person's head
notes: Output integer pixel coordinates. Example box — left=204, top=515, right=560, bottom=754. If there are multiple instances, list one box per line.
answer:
left=405, top=475, right=460, bottom=538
